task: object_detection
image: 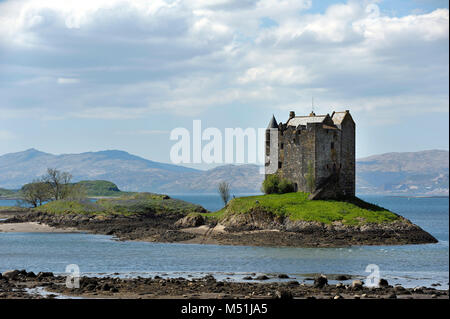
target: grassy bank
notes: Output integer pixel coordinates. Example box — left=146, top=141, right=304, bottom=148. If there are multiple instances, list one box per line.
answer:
left=35, top=193, right=206, bottom=216
left=204, top=192, right=400, bottom=225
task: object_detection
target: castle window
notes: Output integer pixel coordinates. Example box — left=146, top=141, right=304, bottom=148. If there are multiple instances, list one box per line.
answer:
left=281, top=143, right=284, bottom=150
left=278, top=161, right=282, bottom=169
left=331, top=142, right=335, bottom=150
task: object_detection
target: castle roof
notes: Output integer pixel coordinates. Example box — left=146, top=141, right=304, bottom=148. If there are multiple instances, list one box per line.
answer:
left=267, top=115, right=279, bottom=129
left=331, top=111, right=347, bottom=124
left=286, top=115, right=327, bottom=127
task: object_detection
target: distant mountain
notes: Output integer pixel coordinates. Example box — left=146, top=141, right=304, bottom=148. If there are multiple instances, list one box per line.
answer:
left=0, top=149, right=448, bottom=195
left=356, top=150, right=449, bottom=196
left=0, top=149, right=262, bottom=193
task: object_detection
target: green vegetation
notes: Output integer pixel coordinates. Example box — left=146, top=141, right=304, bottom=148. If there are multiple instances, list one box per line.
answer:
left=76, top=180, right=129, bottom=197
left=36, top=192, right=206, bottom=216
left=262, top=174, right=295, bottom=194
left=203, top=192, right=400, bottom=226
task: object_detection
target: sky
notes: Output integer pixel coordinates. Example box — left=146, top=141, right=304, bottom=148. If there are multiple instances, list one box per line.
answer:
left=0, top=0, right=448, bottom=169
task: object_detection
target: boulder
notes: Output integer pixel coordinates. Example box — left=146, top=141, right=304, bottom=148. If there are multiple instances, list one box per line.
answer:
left=314, top=275, right=328, bottom=288
left=351, top=280, right=364, bottom=290
left=37, top=272, right=54, bottom=280
left=2, top=270, right=19, bottom=280
left=175, top=214, right=205, bottom=228
left=287, top=280, right=300, bottom=286
left=274, top=289, right=293, bottom=299
left=255, top=275, right=269, bottom=281
left=378, top=278, right=389, bottom=287
left=277, top=274, right=290, bottom=279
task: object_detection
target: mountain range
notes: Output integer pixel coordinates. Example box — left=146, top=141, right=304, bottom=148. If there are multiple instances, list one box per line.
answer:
left=0, top=148, right=448, bottom=196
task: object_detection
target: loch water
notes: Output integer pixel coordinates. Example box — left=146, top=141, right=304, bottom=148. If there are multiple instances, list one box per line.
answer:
left=0, top=195, right=448, bottom=288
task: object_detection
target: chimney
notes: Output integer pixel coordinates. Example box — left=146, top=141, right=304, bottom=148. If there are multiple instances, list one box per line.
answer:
left=289, top=111, right=295, bottom=119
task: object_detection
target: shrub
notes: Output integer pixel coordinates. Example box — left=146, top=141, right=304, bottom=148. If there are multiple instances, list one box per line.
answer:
left=278, top=179, right=295, bottom=193
left=262, top=175, right=295, bottom=194
left=262, top=174, right=280, bottom=194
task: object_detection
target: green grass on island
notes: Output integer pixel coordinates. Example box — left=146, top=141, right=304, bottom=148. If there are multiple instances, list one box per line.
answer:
left=1, top=180, right=130, bottom=200
left=35, top=192, right=206, bottom=216
left=75, top=180, right=131, bottom=197
left=203, top=192, right=400, bottom=226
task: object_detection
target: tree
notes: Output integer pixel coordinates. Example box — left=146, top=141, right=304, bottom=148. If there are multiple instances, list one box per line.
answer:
left=21, top=179, right=52, bottom=207
left=63, top=183, right=87, bottom=200
left=218, top=181, right=231, bottom=206
left=43, top=168, right=72, bottom=200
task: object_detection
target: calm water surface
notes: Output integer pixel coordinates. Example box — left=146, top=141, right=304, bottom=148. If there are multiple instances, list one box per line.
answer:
left=0, top=195, right=448, bottom=288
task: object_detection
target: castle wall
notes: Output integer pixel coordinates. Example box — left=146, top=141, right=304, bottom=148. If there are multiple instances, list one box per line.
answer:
left=339, top=118, right=356, bottom=196
left=313, top=124, right=342, bottom=190
left=276, top=125, right=315, bottom=192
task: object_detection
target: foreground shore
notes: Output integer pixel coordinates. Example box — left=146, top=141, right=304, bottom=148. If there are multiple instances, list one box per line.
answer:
left=0, top=270, right=448, bottom=299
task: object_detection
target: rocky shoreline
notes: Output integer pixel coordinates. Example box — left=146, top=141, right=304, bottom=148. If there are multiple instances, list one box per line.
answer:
left=1, top=209, right=438, bottom=248
left=0, top=269, right=448, bottom=299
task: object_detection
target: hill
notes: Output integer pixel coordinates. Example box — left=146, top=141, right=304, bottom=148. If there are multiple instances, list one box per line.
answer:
left=0, top=149, right=448, bottom=195
left=356, top=150, right=449, bottom=195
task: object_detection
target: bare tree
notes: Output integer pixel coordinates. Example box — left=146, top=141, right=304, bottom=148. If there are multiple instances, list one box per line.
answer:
left=21, top=179, right=52, bottom=207
left=218, top=181, right=231, bottom=206
left=43, top=168, right=73, bottom=200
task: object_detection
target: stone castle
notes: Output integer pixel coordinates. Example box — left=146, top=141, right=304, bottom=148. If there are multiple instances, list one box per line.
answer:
left=265, top=110, right=355, bottom=199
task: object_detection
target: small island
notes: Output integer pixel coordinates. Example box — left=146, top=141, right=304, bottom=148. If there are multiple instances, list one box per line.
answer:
left=1, top=189, right=437, bottom=247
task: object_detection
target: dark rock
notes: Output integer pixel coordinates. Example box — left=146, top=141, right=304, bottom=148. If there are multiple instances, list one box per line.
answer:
left=274, top=289, right=293, bottom=299
left=86, top=284, right=97, bottom=291
left=37, top=272, right=54, bottom=279
left=2, top=270, right=19, bottom=280
left=110, top=287, right=119, bottom=293
left=243, top=276, right=253, bottom=280
left=287, top=280, right=300, bottom=286
left=203, top=275, right=216, bottom=282
left=255, top=275, right=269, bottom=281
left=314, top=275, right=328, bottom=288
left=175, top=214, right=205, bottom=228
left=351, top=280, right=364, bottom=290
left=378, top=278, right=389, bottom=287
left=26, top=271, right=37, bottom=278
left=388, top=293, right=397, bottom=299
left=336, top=275, right=350, bottom=281
left=102, top=283, right=111, bottom=291
left=277, top=274, right=290, bottom=279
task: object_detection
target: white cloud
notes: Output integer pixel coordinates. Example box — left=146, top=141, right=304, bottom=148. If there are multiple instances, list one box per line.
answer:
left=0, top=0, right=447, bottom=123
left=57, top=77, right=80, bottom=84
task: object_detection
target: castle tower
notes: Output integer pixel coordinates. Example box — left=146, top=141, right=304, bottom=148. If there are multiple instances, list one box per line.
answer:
left=264, top=110, right=355, bottom=199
